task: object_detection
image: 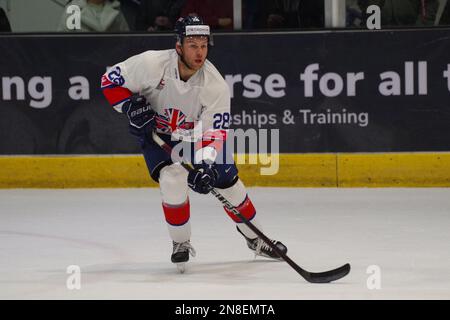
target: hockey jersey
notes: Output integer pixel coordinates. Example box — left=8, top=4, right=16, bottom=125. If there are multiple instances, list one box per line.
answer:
left=101, top=49, right=230, bottom=159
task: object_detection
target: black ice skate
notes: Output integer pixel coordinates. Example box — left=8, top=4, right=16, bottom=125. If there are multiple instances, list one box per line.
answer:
left=171, top=240, right=196, bottom=273
left=237, top=226, right=287, bottom=260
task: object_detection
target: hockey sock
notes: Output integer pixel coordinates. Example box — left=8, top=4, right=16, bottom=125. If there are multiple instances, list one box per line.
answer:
left=162, top=199, right=191, bottom=243
left=217, top=179, right=262, bottom=239
left=159, top=164, right=191, bottom=243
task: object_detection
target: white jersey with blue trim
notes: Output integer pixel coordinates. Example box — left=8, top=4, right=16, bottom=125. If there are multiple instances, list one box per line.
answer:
left=106, top=49, right=230, bottom=140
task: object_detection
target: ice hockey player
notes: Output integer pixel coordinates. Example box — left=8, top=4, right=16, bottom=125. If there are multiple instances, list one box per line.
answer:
left=101, top=15, right=287, bottom=272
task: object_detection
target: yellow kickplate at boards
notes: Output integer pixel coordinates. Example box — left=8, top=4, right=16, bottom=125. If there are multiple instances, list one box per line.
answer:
left=0, top=155, right=156, bottom=188
left=235, top=153, right=336, bottom=187
left=338, top=153, right=450, bottom=187
left=0, top=154, right=337, bottom=188
left=1, top=153, right=449, bottom=188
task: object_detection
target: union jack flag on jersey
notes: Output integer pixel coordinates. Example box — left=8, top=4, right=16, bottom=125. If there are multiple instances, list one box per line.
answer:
left=156, top=108, right=194, bottom=134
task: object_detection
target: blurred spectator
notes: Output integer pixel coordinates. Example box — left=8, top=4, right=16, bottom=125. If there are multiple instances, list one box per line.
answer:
left=414, top=0, right=439, bottom=26
left=256, top=0, right=301, bottom=29
left=181, top=0, right=233, bottom=30
left=347, top=0, right=363, bottom=27
left=359, top=0, right=439, bottom=27
left=439, top=0, right=450, bottom=25
left=135, top=0, right=186, bottom=31
left=298, top=0, right=324, bottom=28
left=0, top=7, right=11, bottom=32
left=119, top=0, right=141, bottom=31
left=242, top=0, right=259, bottom=29
left=57, top=0, right=129, bottom=32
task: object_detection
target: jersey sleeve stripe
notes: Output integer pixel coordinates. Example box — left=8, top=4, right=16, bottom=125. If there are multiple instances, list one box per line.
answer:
left=102, top=86, right=133, bottom=107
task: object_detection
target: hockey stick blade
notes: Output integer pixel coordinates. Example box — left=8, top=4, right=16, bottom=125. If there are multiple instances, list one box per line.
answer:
left=300, top=263, right=351, bottom=284
left=151, top=131, right=351, bottom=283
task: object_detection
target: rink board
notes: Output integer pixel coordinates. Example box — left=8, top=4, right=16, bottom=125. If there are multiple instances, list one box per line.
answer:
left=1, top=153, right=450, bottom=188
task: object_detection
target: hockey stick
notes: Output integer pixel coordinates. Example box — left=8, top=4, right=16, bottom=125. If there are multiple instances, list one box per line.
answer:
left=152, top=131, right=350, bottom=283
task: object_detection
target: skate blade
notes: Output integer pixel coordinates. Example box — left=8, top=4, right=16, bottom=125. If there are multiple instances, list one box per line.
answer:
left=176, top=263, right=186, bottom=273
left=254, top=252, right=284, bottom=261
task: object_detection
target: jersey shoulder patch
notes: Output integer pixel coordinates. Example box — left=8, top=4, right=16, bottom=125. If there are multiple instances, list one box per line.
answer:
left=106, top=66, right=125, bottom=86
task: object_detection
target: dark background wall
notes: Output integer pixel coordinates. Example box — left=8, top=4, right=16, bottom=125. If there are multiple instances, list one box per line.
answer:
left=0, top=29, right=449, bottom=154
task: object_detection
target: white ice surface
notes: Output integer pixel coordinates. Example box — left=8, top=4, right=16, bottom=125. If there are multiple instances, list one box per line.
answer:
left=0, top=188, right=449, bottom=300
